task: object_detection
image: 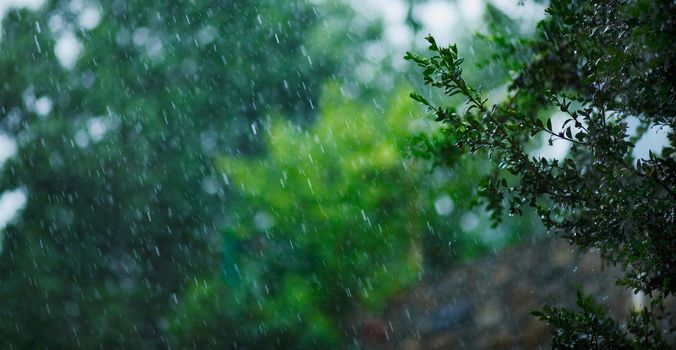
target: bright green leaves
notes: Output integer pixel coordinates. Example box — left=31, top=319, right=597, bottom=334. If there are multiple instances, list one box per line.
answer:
left=215, top=84, right=425, bottom=344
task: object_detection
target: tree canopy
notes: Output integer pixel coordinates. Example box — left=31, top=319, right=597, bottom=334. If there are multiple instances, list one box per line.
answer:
left=0, top=0, right=379, bottom=347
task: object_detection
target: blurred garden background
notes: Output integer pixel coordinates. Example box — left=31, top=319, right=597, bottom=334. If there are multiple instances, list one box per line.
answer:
left=0, top=0, right=670, bottom=348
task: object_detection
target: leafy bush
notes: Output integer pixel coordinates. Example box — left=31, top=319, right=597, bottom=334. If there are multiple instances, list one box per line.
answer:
left=406, top=0, right=675, bottom=347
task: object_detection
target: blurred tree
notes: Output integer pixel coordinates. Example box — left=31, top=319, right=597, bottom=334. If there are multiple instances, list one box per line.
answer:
left=0, top=0, right=380, bottom=347
left=407, top=0, right=675, bottom=347
left=0, top=0, right=543, bottom=347
left=178, top=84, right=434, bottom=347
left=170, top=83, right=534, bottom=347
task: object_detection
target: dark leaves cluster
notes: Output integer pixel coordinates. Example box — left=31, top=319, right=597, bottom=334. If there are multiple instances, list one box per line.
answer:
left=406, top=0, right=675, bottom=347
left=531, top=289, right=669, bottom=349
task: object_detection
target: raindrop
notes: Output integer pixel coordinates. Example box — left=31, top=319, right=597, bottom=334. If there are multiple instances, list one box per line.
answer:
left=434, top=195, right=454, bottom=216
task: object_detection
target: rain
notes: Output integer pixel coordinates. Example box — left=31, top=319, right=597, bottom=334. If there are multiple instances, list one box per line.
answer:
left=1, top=0, right=674, bottom=349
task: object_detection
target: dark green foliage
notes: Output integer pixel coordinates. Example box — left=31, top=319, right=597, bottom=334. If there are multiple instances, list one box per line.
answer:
left=532, top=290, right=669, bottom=349
left=406, top=0, right=675, bottom=347
left=0, top=0, right=378, bottom=348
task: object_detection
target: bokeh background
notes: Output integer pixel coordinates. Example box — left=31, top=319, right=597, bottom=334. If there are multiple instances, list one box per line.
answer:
left=0, top=0, right=669, bottom=348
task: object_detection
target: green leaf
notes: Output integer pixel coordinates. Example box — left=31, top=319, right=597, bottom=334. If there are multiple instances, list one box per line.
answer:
left=575, top=132, right=587, bottom=141
left=409, top=92, right=430, bottom=106
left=425, top=35, right=438, bottom=51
